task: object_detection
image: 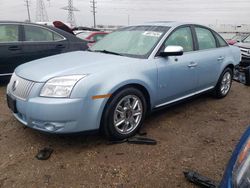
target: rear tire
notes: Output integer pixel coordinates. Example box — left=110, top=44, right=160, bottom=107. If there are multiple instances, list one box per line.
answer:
left=213, top=68, right=233, bottom=98
left=102, top=87, right=147, bottom=140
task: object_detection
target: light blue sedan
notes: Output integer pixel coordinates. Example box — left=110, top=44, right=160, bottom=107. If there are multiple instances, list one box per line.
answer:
left=6, top=22, right=241, bottom=140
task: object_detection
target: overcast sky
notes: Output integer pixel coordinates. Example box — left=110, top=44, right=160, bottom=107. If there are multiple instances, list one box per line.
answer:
left=0, top=0, right=250, bottom=27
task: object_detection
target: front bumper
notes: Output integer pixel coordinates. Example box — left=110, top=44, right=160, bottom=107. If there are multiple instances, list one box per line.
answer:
left=7, top=85, right=106, bottom=134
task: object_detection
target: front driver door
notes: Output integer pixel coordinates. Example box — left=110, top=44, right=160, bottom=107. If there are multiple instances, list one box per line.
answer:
left=0, top=24, right=23, bottom=76
left=155, top=26, right=199, bottom=106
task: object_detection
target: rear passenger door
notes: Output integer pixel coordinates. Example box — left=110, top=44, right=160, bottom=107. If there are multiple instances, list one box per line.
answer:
left=21, top=24, right=69, bottom=63
left=0, top=24, right=24, bottom=75
left=193, top=26, right=226, bottom=89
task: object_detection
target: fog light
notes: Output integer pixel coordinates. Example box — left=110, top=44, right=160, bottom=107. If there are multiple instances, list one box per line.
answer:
left=32, top=121, right=65, bottom=132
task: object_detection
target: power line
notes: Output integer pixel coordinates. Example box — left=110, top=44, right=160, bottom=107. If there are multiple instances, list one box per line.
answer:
left=90, top=0, right=97, bottom=28
left=24, top=0, right=31, bottom=22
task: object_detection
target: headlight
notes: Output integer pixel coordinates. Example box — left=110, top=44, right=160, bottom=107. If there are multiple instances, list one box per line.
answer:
left=233, top=137, right=250, bottom=187
left=40, top=75, right=87, bottom=98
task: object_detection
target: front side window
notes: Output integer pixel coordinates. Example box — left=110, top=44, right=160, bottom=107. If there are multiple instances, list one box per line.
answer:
left=164, top=27, right=194, bottom=52
left=195, top=27, right=216, bottom=50
left=24, top=25, right=63, bottom=42
left=0, top=25, right=19, bottom=42
left=90, top=26, right=169, bottom=58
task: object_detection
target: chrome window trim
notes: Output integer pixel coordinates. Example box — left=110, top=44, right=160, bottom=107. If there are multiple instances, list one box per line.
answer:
left=155, top=86, right=214, bottom=108
left=0, top=73, right=12, bottom=76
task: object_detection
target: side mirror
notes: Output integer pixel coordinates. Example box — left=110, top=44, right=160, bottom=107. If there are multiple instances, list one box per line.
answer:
left=159, top=46, right=184, bottom=57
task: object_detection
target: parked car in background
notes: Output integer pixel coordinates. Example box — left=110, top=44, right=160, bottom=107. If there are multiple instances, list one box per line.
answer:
left=75, top=31, right=108, bottom=47
left=235, top=35, right=250, bottom=67
left=6, top=22, right=241, bottom=140
left=0, top=21, right=88, bottom=80
left=227, top=34, right=249, bottom=45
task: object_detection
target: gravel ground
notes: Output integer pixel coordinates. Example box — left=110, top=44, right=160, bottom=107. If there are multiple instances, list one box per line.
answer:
left=0, top=82, right=249, bottom=188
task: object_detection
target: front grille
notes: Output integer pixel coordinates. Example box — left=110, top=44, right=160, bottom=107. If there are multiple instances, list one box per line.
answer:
left=240, top=47, right=250, bottom=57
left=8, top=73, right=35, bottom=100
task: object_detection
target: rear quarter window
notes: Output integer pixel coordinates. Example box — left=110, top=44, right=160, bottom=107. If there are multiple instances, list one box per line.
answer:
left=214, top=32, right=228, bottom=47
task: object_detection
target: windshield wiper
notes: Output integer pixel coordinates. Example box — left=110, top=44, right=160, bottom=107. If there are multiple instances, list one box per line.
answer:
left=91, top=50, right=124, bottom=56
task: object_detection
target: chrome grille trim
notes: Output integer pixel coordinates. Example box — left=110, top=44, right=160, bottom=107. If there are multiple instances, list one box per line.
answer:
left=8, top=73, right=35, bottom=100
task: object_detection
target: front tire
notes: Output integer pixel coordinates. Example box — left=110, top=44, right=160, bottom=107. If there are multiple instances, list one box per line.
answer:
left=102, top=87, right=147, bottom=140
left=214, top=68, right=233, bottom=98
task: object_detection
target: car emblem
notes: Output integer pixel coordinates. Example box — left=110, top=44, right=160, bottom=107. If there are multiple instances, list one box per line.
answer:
left=12, top=80, right=19, bottom=92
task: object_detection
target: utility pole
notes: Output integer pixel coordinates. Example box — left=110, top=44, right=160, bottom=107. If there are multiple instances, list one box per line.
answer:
left=24, top=0, right=31, bottom=22
left=90, top=0, right=97, bottom=28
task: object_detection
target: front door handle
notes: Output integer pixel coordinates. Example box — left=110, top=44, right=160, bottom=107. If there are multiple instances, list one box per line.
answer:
left=8, top=46, right=21, bottom=51
left=188, top=62, right=198, bottom=68
left=217, top=56, right=225, bottom=61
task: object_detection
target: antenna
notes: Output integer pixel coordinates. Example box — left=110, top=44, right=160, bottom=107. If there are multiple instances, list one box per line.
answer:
left=90, top=0, right=97, bottom=28
left=61, top=0, right=79, bottom=27
left=24, top=0, right=31, bottom=22
left=36, top=0, right=49, bottom=22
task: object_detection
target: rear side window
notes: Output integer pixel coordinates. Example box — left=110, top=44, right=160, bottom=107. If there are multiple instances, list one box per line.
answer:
left=164, top=27, right=194, bottom=52
left=0, top=25, right=19, bottom=42
left=24, top=25, right=64, bottom=42
left=195, top=27, right=216, bottom=50
left=214, top=32, right=228, bottom=47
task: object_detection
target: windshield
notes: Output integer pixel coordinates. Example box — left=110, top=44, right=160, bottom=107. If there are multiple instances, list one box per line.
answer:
left=243, top=35, right=250, bottom=43
left=90, top=26, right=169, bottom=59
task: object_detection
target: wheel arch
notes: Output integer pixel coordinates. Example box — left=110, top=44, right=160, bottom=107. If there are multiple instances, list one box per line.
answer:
left=99, top=83, right=152, bottom=132
left=225, top=63, right=235, bottom=72
left=110, top=83, right=151, bottom=113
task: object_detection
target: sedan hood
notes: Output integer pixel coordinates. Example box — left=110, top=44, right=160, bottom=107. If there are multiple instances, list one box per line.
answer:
left=235, top=42, right=250, bottom=49
left=16, top=51, right=138, bottom=82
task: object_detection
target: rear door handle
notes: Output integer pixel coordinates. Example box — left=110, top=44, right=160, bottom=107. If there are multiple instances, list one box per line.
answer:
left=8, top=46, right=21, bottom=51
left=56, top=44, right=66, bottom=49
left=217, top=56, right=225, bottom=61
left=188, top=62, right=198, bottom=68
